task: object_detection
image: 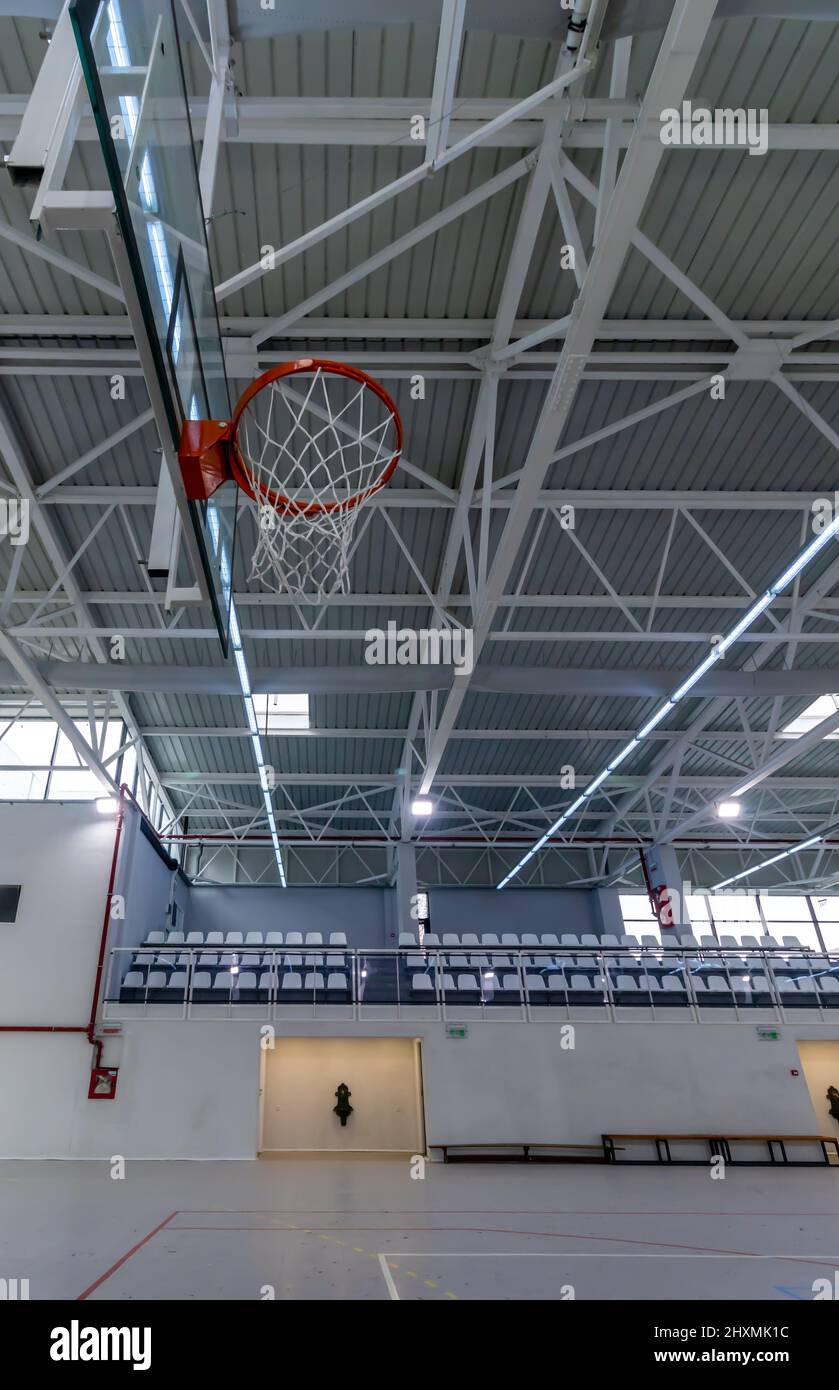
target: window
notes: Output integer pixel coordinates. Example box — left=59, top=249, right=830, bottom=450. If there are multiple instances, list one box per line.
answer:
left=708, top=894, right=761, bottom=922
left=0, top=886, right=21, bottom=922
left=50, top=722, right=124, bottom=800
left=759, top=895, right=812, bottom=923
left=253, top=693, right=310, bottom=732
left=618, top=894, right=652, bottom=923
left=779, top=694, right=839, bottom=739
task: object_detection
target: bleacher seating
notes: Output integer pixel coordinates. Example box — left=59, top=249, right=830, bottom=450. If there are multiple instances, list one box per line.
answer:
left=117, top=922, right=839, bottom=1012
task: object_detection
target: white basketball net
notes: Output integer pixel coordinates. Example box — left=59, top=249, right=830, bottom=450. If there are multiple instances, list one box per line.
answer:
left=235, top=365, right=399, bottom=601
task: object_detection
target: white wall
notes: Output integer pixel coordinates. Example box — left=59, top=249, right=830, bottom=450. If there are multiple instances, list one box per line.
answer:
left=261, top=1037, right=422, bottom=1152
left=0, top=801, right=116, bottom=1022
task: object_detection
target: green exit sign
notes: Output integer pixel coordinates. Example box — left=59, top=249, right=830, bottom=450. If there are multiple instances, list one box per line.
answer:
left=756, top=1026, right=782, bottom=1041
left=445, top=1024, right=469, bottom=1039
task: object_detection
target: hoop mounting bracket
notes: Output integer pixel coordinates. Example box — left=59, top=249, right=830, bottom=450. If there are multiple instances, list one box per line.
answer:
left=179, top=419, right=234, bottom=500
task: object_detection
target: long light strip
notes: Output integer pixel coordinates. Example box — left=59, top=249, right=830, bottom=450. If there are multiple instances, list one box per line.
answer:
left=713, top=835, right=823, bottom=891
left=107, top=3, right=287, bottom=887
left=497, top=507, right=839, bottom=889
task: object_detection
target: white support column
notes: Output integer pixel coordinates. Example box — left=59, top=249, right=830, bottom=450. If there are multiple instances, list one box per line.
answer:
left=396, top=842, right=419, bottom=940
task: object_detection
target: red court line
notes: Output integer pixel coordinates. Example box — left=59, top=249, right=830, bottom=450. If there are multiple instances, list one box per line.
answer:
left=76, top=1211, right=179, bottom=1301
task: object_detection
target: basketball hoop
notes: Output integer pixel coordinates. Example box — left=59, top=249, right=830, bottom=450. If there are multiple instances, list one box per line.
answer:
left=179, top=358, right=403, bottom=600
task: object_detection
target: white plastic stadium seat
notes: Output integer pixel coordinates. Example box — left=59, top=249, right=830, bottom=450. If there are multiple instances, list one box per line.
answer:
left=265, top=931, right=283, bottom=945
left=305, top=932, right=323, bottom=945
left=225, top=932, right=243, bottom=946
left=329, top=931, right=348, bottom=947
left=245, top=931, right=264, bottom=946
left=286, top=931, right=303, bottom=946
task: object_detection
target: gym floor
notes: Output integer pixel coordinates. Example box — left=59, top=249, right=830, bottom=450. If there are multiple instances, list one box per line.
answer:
left=2, top=1159, right=838, bottom=1301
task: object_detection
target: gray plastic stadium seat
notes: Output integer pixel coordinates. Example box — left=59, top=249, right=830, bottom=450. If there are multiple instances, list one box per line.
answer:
left=284, top=952, right=303, bottom=968
left=481, top=933, right=500, bottom=946
left=700, top=934, right=718, bottom=948
left=304, top=972, right=324, bottom=992
left=501, top=933, right=519, bottom=947
left=760, top=935, right=780, bottom=949
left=661, top=976, right=686, bottom=995
left=197, top=950, right=218, bottom=967
left=740, top=935, right=760, bottom=949
left=561, top=934, right=579, bottom=947
left=569, top=973, right=595, bottom=993
left=214, top=971, right=233, bottom=992
left=461, top=933, right=480, bottom=947
left=398, top=933, right=416, bottom=946
left=281, top=972, right=303, bottom=992
left=616, top=973, right=638, bottom=993
left=411, top=973, right=434, bottom=995
left=305, top=932, right=323, bottom=946
left=122, top=970, right=143, bottom=991
left=225, top=931, right=244, bottom=945
left=443, top=933, right=460, bottom=946
left=304, top=952, right=323, bottom=967
left=457, top=974, right=479, bottom=993
left=167, top=931, right=185, bottom=945
left=782, top=935, right=802, bottom=949
left=678, top=934, right=699, bottom=948
left=579, top=933, right=599, bottom=947
left=329, top=931, right=348, bottom=947
left=619, top=934, right=639, bottom=949
left=146, top=970, right=167, bottom=990
left=327, top=973, right=349, bottom=993
left=285, top=931, right=303, bottom=946
left=186, top=931, right=204, bottom=945
left=521, top=933, right=540, bottom=948
left=145, top=931, right=165, bottom=945
left=205, top=931, right=224, bottom=946
left=192, top=971, right=212, bottom=992
left=600, top=934, right=620, bottom=948
left=259, top=971, right=279, bottom=994
left=265, top=931, right=283, bottom=945
left=640, top=935, right=660, bottom=949
left=540, top=933, right=560, bottom=947
left=326, top=953, right=347, bottom=968
left=245, top=931, right=264, bottom=946
left=423, top=933, right=440, bottom=947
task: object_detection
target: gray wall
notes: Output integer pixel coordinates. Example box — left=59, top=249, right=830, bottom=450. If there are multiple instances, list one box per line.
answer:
left=188, top=884, right=391, bottom=947
left=427, top=887, right=599, bottom=938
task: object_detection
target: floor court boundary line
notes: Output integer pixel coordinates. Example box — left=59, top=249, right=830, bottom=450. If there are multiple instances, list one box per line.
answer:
left=76, top=1210, right=179, bottom=1301
left=377, top=1253, right=400, bottom=1300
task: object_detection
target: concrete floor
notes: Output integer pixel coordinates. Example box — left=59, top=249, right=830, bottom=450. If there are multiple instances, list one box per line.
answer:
left=1, top=1158, right=838, bottom=1301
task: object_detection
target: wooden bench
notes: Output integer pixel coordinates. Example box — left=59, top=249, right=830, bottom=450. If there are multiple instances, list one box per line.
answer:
left=602, top=1132, right=839, bottom=1167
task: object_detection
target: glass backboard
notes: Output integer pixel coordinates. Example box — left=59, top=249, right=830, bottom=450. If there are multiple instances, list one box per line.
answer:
left=70, top=0, right=238, bottom=655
